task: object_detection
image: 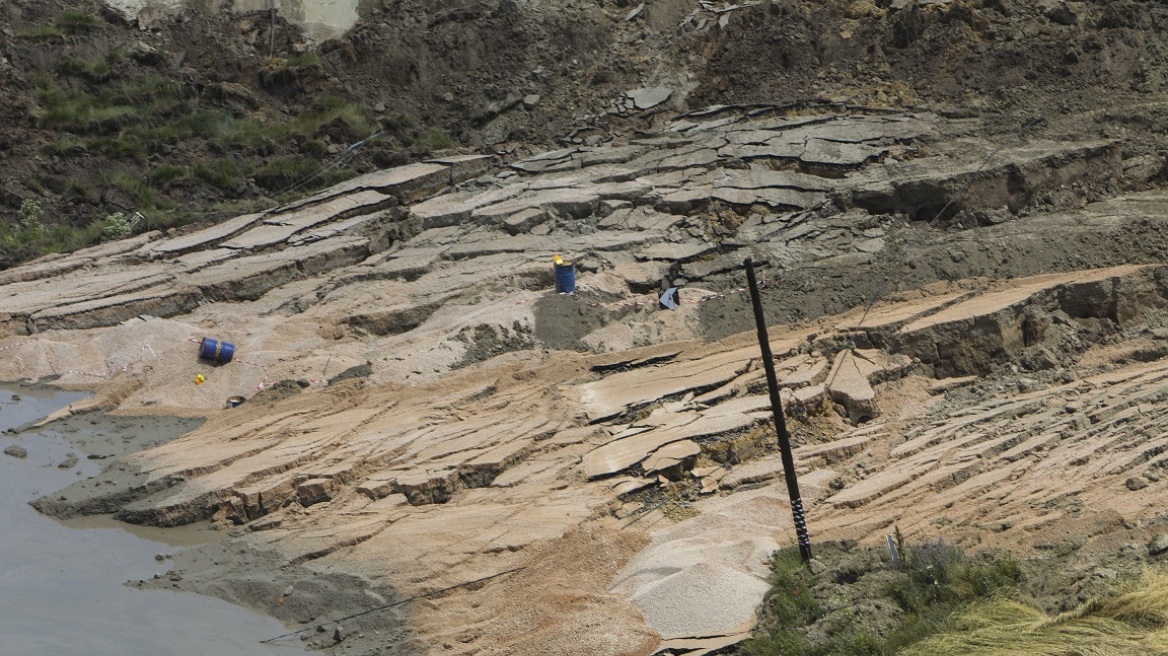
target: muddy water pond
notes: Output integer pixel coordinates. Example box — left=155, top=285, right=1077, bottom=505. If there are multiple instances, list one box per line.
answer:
left=0, top=384, right=305, bottom=655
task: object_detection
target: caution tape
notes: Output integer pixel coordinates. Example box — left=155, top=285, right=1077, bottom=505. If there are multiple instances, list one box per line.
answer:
left=0, top=340, right=37, bottom=353
left=222, top=349, right=329, bottom=390
left=40, top=344, right=157, bottom=380
left=5, top=268, right=769, bottom=388
left=235, top=356, right=273, bottom=391
left=517, top=272, right=766, bottom=310
left=691, top=283, right=755, bottom=303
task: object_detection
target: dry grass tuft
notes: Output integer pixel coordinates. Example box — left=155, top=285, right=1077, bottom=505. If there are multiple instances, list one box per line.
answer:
left=907, top=570, right=1168, bottom=656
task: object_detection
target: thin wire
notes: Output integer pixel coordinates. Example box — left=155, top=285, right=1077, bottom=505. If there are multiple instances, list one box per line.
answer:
left=274, top=131, right=382, bottom=199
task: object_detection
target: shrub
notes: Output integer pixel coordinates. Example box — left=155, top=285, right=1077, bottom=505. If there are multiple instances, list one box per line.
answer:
left=54, top=12, right=103, bottom=34
left=19, top=199, right=44, bottom=233
left=100, top=211, right=141, bottom=241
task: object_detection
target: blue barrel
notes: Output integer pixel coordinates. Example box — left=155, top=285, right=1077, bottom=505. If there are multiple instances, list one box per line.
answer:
left=554, top=262, right=576, bottom=294
left=199, top=337, right=235, bottom=364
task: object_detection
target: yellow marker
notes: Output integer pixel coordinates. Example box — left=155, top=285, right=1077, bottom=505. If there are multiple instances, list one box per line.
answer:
left=553, top=254, right=563, bottom=266
left=195, top=374, right=205, bottom=385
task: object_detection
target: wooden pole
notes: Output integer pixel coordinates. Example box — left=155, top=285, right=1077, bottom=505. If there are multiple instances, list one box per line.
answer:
left=743, top=257, right=812, bottom=563
left=269, top=0, right=277, bottom=60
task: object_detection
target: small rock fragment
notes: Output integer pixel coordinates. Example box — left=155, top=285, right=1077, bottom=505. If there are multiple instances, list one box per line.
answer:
left=626, top=87, right=673, bottom=110
left=4, top=445, right=27, bottom=458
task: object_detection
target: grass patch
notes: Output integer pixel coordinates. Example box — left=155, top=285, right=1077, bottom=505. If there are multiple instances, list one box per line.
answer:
left=285, top=52, right=321, bottom=68
left=34, top=74, right=188, bottom=134
left=907, top=570, right=1168, bottom=655
left=88, top=135, right=146, bottom=161
left=44, top=135, right=87, bottom=156
left=54, top=12, right=103, bottom=34
left=35, top=85, right=140, bottom=133
left=292, top=95, right=377, bottom=141
left=145, top=165, right=192, bottom=188
left=56, top=56, right=114, bottom=82
left=33, top=73, right=376, bottom=156
left=252, top=156, right=324, bottom=192
left=16, top=24, right=66, bottom=39
left=11, top=67, right=380, bottom=265
left=763, top=547, right=823, bottom=627
left=192, top=159, right=250, bottom=191
left=55, top=50, right=123, bottom=82
left=16, top=11, right=102, bottom=39
left=415, top=127, right=455, bottom=151
left=742, top=538, right=1025, bottom=656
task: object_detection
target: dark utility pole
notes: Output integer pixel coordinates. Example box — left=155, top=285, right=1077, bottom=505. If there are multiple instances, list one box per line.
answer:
left=269, top=0, right=277, bottom=59
left=743, top=257, right=812, bottom=564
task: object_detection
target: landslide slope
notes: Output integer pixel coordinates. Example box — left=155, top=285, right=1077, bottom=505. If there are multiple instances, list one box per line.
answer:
left=3, top=1, right=1168, bottom=655
left=3, top=98, right=1168, bottom=654
left=4, top=0, right=1168, bottom=265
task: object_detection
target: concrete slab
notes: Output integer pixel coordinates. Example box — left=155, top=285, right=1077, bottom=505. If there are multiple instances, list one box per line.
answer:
left=826, top=350, right=878, bottom=423
left=582, top=411, right=755, bottom=478
left=30, top=286, right=199, bottom=331
left=152, top=213, right=266, bottom=256
left=799, top=138, right=888, bottom=167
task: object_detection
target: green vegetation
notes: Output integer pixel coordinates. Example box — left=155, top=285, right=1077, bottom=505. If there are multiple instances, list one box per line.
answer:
left=884, top=540, right=1024, bottom=652
left=31, top=74, right=381, bottom=170
left=56, top=56, right=114, bottom=82
left=741, top=537, right=1025, bottom=656
left=415, top=127, right=455, bottom=151
left=16, top=11, right=103, bottom=38
left=284, top=52, right=321, bottom=68
left=1, top=199, right=105, bottom=265
left=6, top=36, right=460, bottom=267
left=19, top=199, right=44, bottom=234
left=54, top=12, right=103, bottom=34
left=100, top=211, right=141, bottom=241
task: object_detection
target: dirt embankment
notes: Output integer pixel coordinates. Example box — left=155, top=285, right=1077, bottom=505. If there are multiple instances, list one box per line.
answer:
left=5, top=0, right=1168, bottom=266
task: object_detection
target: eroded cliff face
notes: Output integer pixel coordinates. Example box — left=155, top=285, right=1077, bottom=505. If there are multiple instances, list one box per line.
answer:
left=3, top=0, right=1168, bottom=268
left=5, top=97, right=1168, bottom=653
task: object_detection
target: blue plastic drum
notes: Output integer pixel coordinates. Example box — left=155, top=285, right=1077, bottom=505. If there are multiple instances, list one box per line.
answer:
left=554, top=262, right=576, bottom=294
left=198, top=337, right=235, bottom=364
